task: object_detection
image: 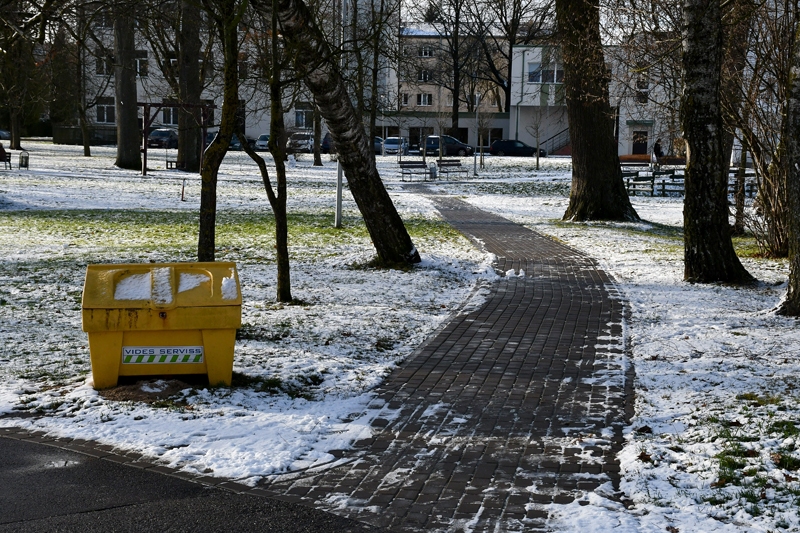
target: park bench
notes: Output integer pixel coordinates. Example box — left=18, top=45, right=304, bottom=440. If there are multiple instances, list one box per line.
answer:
left=436, top=159, right=468, bottom=178
left=399, top=160, right=430, bottom=181
left=1, top=152, right=10, bottom=170
left=653, top=170, right=685, bottom=196
left=624, top=171, right=655, bottom=196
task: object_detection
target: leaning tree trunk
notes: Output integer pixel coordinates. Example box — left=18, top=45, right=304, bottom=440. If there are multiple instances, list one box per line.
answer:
left=198, top=0, right=240, bottom=261
left=557, top=0, right=639, bottom=221
left=113, top=8, right=141, bottom=170
left=681, top=0, right=753, bottom=283
left=273, top=0, right=420, bottom=265
left=777, top=26, right=800, bottom=315
left=178, top=0, right=202, bottom=173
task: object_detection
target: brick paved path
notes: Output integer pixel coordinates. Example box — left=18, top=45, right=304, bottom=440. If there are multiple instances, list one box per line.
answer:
left=260, top=195, right=633, bottom=532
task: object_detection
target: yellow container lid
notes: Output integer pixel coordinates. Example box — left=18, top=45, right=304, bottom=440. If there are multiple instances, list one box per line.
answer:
left=82, top=262, right=241, bottom=310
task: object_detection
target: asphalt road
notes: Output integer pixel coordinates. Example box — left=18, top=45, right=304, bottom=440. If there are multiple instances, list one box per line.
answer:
left=0, top=435, right=383, bottom=533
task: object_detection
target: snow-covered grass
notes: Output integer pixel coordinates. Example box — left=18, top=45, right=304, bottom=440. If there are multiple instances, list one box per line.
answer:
left=2, top=141, right=799, bottom=531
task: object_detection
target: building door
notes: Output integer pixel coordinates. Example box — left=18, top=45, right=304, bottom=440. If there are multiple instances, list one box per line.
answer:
left=632, top=130, right=648, bottom=154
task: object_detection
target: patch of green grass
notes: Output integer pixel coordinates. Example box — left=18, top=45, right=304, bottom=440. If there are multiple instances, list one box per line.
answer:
left=703, top=492, right=731, bottom=506
left=469, top=180, right=571, bottom=197
left=231, top=371, right=324, bottom=400
left=737, top=392, right=781, bottom=406
left=739, top=487, right=762, bottom=504
left=732, top=235, right=764, bottom=259
left=151, top=398, right=187, bottom=411
left=375, top=337, right=395, bottom=352
left=769, top=420, right=800, bottom=438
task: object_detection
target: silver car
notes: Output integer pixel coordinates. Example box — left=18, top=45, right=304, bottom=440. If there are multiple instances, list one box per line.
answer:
left=255, top=133, right=270, bottom=151
left=383, top=137, right=408, bottom=155
left=287, top=132, right=313, bottom=153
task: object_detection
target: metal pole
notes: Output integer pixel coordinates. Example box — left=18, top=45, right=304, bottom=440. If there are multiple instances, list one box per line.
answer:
left=335, top=163, right=343, bottom=227
left=473, top=93, right=479, bottom=176
left=142, top=104, right=149, bottom=176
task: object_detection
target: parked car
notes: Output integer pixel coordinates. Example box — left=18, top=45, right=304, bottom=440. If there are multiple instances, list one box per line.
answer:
left=383, top=137, right=409, bottom=155
left=255, top=133, right=270, bottom=151
left=287, top=131, right=313, bottom=153
left=488, top=139, right=547, bottom=157
left=0, top=129, right=10, bottom=140
left=204, top=131, right=255, bottom=150
left=147, top=128, right=178, bottom=149
left=423, top=135, right=474, bottom=157
left=374, top=137, right=384, bottom=154
left=230, top=133, right=256, bottom=150
left=321, top=132, right=335, bottom=154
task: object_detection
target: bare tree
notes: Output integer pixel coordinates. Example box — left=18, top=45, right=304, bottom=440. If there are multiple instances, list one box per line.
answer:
left=468, top=0, right=554, bottom=113
left=196, top=0, right=244, bottom=261
left=681, top=0, right=753, bottom=283
left=724, top=0, right=797, bottom=258
left=413, top=0, right=477, bottom=136
left=270, top=0, right=421, bottom=265
left=0, top=0, right=50, bottom=150
left=177, top=0, right=203, bottom=172
left=557, top=0, right=639, bottom=221
left=777, top=22, right=800, bottom=315
left=113, top=1, right=141, bottom=170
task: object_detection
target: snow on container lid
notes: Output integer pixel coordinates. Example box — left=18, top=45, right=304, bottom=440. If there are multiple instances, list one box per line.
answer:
left=82, top=262, right=241, bottom=309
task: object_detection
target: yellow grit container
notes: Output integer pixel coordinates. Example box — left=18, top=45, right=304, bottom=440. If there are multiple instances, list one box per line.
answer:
left=81, top=262, right=242, bottom=389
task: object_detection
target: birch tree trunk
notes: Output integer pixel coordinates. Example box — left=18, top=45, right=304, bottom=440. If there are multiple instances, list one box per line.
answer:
left=557, top=0, right=639, bottom=221
left=273, top=0, right=420, bottom=264
left=777, top=25, right=800, bottom=315
left=681, top=0, right=753, bottom=283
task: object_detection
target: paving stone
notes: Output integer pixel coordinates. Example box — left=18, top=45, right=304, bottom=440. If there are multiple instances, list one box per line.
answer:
left=255, top=193, right=633, bottom=532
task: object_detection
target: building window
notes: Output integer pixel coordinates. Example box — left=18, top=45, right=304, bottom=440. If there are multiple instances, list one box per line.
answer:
left=493, top=94, right=502, bottom=108
left=417, top=93, right=432, bottom=106
left=418, top=45, right=434, bottom=57
left=295, top=102, right=313, bottom=129
left=135, top=51, right=148, bottom=77
left=96, top=51, right=113, bottom=76
left=162, top=100, right=179, bottom=125
left=529, top=62, right=563, bottom=83
left=528, top=63, right=541, bottom=83
left=401, top=93, right=409, bottom=107
left=96, top=97, right=115, bottom=124
left=164, top=52, right=179, bottom=78
left=541, top=63, right=563, bottom=83
left=418, top=69, right=431, bottom=82
left=636, top=79, right=649, bottom=104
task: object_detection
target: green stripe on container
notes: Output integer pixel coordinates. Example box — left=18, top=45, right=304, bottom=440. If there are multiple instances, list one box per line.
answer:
left=123, top=355, right=132, bottom=363
left=135, top=355, right=145, bottom=363
left=147, top=355, right=156, bottom=363
left=159, top=355, right=167, bottom=363
left=193, top=354, right=203, bottom=363
left=181, top=354, right=190, bottom=363
left=171, top=355, right=179, bottom=363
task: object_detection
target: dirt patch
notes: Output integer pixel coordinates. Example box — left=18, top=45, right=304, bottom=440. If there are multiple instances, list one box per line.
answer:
left=98, top=379, right=194, bottom=404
